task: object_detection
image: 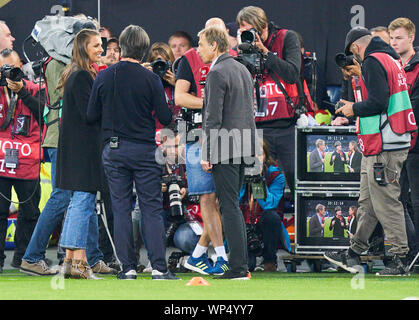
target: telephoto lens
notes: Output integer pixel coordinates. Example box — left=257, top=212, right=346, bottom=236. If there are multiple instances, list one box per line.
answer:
left=168, top=183, right=183, bottom=217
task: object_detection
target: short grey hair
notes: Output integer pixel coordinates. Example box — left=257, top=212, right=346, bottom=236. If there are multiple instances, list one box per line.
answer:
left=119, top=25, right=150, bottom=61
left=197, top=26, right=229, bottom=53
left=315, top=139, right=325, bottom=148
left=316, top=204, right=325, bottom=213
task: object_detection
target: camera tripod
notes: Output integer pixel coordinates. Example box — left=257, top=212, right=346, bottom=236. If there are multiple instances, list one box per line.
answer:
left=408, top=251, right=419, bottom=273
left=96, top=192, right=122, bottom=272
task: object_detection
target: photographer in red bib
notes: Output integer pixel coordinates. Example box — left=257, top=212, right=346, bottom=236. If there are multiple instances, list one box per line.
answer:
left=236, top=6, right=313, bottom=195
left=0, top=48, right=44, bottom=272
left=325, top=27, right=417, bottom=276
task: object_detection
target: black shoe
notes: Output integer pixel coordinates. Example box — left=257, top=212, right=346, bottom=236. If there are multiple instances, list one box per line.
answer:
left=151, top=269, right=181, bottom=280
left=11, top=257, right=22, bottom=269
left=117, top=270, right=137, bottom=280
left=324, top=250, right=362, bottom=274
left=212, top=269, right=250, bottom=280
left=0, top=265, right=3, bottom=273
left=376, top=255, right=409, bottom=276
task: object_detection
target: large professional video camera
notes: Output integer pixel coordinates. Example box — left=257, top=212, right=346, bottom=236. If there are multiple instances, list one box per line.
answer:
left=244, top=174, right=267, bottom=200
left=235, top=28, right=265, bottom=78
left=0, top=64, right=25, bottom=86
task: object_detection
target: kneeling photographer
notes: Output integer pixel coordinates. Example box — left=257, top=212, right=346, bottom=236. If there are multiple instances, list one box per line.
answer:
left=239, top=140, right=290, bottom=272
left=0, top=49, right=44, bottom=271
left=236, top=6, right=313, bottom=196
left=160, top=128, right=201, bottom=253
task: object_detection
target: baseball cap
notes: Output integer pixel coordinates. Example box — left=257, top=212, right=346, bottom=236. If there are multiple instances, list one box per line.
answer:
left=226, top=22, right=238, bottom=37
left=344, top=27, right=371, bottom=55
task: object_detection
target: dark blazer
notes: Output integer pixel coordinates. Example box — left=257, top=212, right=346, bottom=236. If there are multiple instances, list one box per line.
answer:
left=330, top=151, right=347, bottom=172
left=309, top=149, right=324, bottom=172
left=349, top=216, right=358, bottom=236
left=348, top=150, right=362, bottom=172
left=56, top=69, right=104, bottom=193
left=202, top=53, right=256, bottom=164
left=309, top=214, right=323, bottom=237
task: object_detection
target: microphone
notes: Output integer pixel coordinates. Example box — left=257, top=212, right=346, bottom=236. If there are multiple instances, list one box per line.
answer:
left=199, top=66, right=210, bottom=85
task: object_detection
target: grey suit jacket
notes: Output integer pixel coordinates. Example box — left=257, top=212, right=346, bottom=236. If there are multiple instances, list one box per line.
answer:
left=309, top=149, right=324, bottom=172
left=202, top=53, right=257, bottom=164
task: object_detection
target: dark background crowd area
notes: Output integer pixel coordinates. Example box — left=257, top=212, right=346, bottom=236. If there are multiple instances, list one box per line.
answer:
left=2, top=0, right=419, bottom=99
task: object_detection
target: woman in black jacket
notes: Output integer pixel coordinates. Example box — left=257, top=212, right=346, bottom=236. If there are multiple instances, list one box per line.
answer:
left=56, top=28, right=104, bottom=279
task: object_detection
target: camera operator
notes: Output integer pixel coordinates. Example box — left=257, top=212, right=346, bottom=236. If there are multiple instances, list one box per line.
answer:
left=145, top=42, right=181, bottom=130
left=332, top=27, right=390, bottom=126
left=236, top=6, right=313, bottom=196
left=325, top=27, right=417, bottom=276
left=175, top=18, right=230, bottom=276
left=239, top=140, right=287, bottom=272
left=87, top=25, right=179, bottom=281
left=0, top=49, right=44, bottom=272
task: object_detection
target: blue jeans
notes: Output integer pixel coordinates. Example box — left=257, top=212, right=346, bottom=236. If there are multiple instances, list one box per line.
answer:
left=60, top=191, right=100, bottom=251
left=185, top=142, right=215, bottom=195
left=23, top=149, right=103, bottom=266
left=173, top=223, right=200, bottom=253
left=23, top=148, right=71, bottom=263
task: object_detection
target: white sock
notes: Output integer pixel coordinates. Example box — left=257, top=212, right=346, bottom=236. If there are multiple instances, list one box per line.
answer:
left=215, top=246, right=228, bottom=261
left=192, top=244, right=208, bottom=258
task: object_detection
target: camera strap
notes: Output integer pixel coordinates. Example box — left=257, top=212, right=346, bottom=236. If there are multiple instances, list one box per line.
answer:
left=0, top=90, right=18, bottom=131
left=265, top=27, right=307, bottom=115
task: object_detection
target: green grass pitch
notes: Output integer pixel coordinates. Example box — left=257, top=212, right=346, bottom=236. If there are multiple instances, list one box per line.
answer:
left=0, top=270, right=418, bottom=300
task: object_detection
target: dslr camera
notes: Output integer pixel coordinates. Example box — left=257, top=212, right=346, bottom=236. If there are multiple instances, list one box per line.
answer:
left=150, top=58, right=171, bottom=78
left=334, top=53, right=355, bottom=68
left=0, top=64, right=25, bottom=86
left=235, top=28, right=265, bottom=78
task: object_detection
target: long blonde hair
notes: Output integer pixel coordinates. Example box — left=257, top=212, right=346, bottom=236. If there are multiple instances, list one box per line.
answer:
left=57, top=29, right=100, bottom=92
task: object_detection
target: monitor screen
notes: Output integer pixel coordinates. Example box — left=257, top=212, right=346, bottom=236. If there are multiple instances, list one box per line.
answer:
left=296, top=127, right=361, bottom=182
left=296, top=192, right=359, bottom=248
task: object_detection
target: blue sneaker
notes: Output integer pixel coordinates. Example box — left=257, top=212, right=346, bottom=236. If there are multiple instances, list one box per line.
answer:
left=184, top=253, right=213, bottom=275
left=210, top=257, right=230, bottom=275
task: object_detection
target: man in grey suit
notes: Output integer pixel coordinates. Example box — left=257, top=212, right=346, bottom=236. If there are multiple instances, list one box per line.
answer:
left=309, top=139, right=326, bottom=172
left=198, top=26, right=257, bottom=279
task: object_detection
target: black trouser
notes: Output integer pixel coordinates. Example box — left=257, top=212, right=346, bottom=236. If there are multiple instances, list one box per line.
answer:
left=248, top=210, right=287, bottom=271
left=102, top=140, right=167, bottom=273
left=400, top=152, right=419, bottom=256
left=260, top=126, right=295, bottom=194
left=0, top=178, right=40, bottom=266
left=212, top=162, right=247, bottom=274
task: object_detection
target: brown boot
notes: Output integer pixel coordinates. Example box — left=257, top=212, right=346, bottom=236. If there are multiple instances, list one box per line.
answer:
left=71, top=259, right=103, bottom=280
left=263, top=262, right=277, bottom=272
left=61, top=258, right=72, bottom=279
